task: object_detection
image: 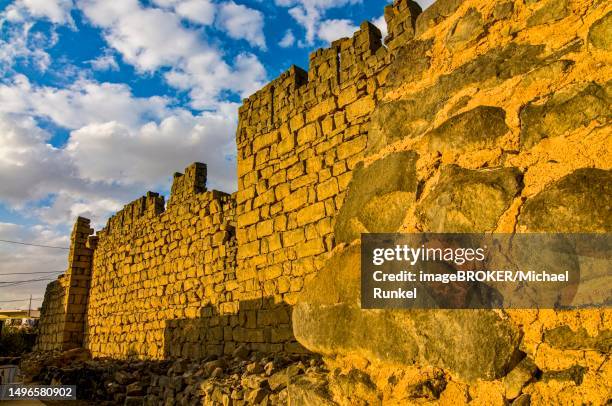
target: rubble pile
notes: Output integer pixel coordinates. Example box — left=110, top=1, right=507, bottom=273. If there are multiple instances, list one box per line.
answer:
left=20, top=347, right=331, bottom=405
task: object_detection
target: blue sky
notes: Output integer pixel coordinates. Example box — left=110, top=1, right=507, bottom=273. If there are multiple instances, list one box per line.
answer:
left=0, top=0, right=433, bottom=308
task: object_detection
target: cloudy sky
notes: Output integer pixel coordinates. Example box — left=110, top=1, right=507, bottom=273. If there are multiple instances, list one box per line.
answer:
left=0, top=0, right=433, bottom=309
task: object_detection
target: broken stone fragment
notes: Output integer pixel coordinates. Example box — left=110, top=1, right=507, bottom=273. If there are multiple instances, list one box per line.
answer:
left=416, top=165, right=523, bottom=232
left=503, top=357, right=538, bottom=400
left=287, top=373, right=337, bottom=406
left=328, top=369, right=381, bottom=405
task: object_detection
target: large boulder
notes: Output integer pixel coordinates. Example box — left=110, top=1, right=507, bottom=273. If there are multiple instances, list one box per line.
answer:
left=293, top=245, right=523, bottom=383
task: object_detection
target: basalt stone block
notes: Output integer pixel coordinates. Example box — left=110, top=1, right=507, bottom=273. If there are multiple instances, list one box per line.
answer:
left=335, top=151, right=419, bottom=244
left=387, top=38, right=433, bottom=86
left=518, top=168, right=612, bottom=232
left=492, top=2, right=514, bottom=21
left=426, top=106, right=509, bottom=153
left=293, top=245, right=522, bottom=382
left=367, top=99, right=435, bottom=154
left=544, top=326, right=612, bottom=353
left=415, top=0, right=465, bottom=37
left=446, top=8, right=485, bottom=51
left=503, top=358, right=538, bottom=400
left=588, top=11, right=612, bottom=51
left=527, top=0, right=569, bottom=27
left=416, top=165, right=523, bottom=232
left=520, top=81, right=611, bottom=148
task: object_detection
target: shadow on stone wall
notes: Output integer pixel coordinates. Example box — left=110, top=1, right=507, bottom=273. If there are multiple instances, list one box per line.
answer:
left=163, top=297, right=307, bottom=360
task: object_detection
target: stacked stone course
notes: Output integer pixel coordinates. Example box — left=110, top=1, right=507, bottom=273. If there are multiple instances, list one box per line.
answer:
left=36, top=217, right=94, bottom=351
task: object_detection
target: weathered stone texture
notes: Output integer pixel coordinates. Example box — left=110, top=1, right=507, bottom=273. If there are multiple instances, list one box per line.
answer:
left=520, top=81, right=611, bottom=148
left=335, top=151, right=418, bottom=243
left=416, top=166, right=522, bottom=232
left=518, top=168, right=612, bottom=232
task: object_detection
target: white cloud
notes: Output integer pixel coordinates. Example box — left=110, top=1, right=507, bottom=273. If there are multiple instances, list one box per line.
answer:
left=89, top=52, right=119, bottom=71
left=152, top=0, right=216, bottom=26
left=165, top=51, right=267, bottom=110
left=0, top=74, right=240, bottom=227
left=0, top=75, right=170, bottom=130
left=275, top=0, right=362, bottom=45
left=176, top=0, right=216, bottom=25
left=66, top=107, right=238, bottom=191
left=78, top=0, right=203, bottom=72
left=0, top=23, right=55, bottom=72
left=217, top=1, right=266, bottom=50
left=77, top=0, right=268, bottom=108
left=279, top=29, right=295, bottom=47
left=317, top=18, right=357, bottom=44
left=3, top=0, right=74, bottom=25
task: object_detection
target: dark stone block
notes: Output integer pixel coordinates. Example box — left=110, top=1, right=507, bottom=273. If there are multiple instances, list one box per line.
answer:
left=426, top=106, right=509, bottom=153
left=492, top=2, right=514, bottom=21
left=519, top=81, right=611, bottom=148
left=387, top=38, right=434, bottom=86
left=544, top=326, right=612, bottom=353
left=446, top=8, right=485, bottom=50
left=294, top=246, right=523, bottom=383
left=415, top=0, right=465, bottom=36
left=527, top=0, right=569, bottom=27
left=518, top=168, right=612, bottom=232
left=588, top=11, right=612, bottom=51
left=335, top=151, right=419, bottom=243
left=416, top=165, right=523, bottom=232
left=541, top=365, right=587, bottom=385
left=369, top=43, right=546, bottom=154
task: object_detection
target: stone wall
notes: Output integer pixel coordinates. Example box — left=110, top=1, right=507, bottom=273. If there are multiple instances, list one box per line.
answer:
left=83, top=164, right=242, bottom=359
left=294, top=0, right=612, bottom=404
left=234, top=20, right=395, bottom=309
left=35, top=0, right=612, bottom=403
left=37, top=1, right=426, bottom=360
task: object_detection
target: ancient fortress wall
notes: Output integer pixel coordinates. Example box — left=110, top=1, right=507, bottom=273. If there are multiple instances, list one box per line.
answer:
left=36, top=0, right=612, bottom=402
left=36, top=1, right=421, bottom=359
